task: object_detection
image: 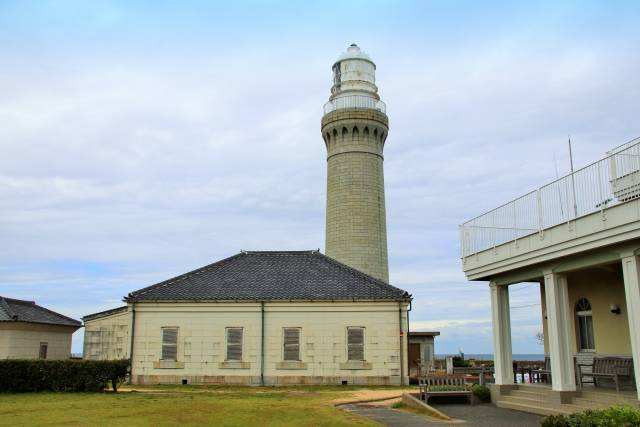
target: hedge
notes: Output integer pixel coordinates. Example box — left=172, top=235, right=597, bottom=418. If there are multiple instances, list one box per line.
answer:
left=0, top=359, right=130, bottom=392
left=471, top=384, right=491, bottom=403
left=542, top=405, right=640, bottom=427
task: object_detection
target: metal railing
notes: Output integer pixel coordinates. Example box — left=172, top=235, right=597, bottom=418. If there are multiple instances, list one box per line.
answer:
left=460, top=137, right=640, bottom=257
left=323, top=95, right=386, bottom=115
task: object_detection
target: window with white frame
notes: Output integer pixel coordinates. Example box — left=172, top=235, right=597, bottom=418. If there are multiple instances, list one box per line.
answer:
left=576, top=298, right=595, bottom=351
left=161, top=327, right=178, bottom=361
left=347, top=327, right=365, bottom=361
left=283, top=328, right=301, bottom=361
left=226, top=327, right=243, bottom=361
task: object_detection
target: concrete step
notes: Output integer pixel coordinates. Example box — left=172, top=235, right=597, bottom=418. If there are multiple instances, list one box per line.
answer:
left=496, top=400, right=572, bottom=416
left=508, top=389, right=546, bottom=400
left=501, top=395, right=546, bottom=406
left=516, top=384, right=554, bottom=393
left=578, top=390, right=639, bottom=405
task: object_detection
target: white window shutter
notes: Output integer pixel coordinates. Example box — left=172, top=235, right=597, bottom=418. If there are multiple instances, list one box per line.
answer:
left=283, top=328, right=300, bottom=361
left=347, top=327, right=365, bottom=361
left=162, top=328, right=178, bottom=361
left=226, top=328, right=243, bottom=361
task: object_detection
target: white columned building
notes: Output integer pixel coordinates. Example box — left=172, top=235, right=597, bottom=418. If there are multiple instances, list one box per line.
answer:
left=460, top=138, right=640, bottom=413
left=543, top=272, right=576, bottom=392
left=621, top=253, right=640, bottom=394
left=490, top=282, right=513, bottom=385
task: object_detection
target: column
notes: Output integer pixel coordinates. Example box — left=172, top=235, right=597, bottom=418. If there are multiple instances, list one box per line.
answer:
left=544, top=272, right=576, bottom=391
left=490, top=282, right=513, bottom=384
left=621, top=255, right=640, bottom=400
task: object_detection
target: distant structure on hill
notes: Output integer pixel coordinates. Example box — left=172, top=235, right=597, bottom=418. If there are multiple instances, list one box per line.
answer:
left=83, top=45, right=415, bottom=386
left=0, top=296, right=81, bottom=359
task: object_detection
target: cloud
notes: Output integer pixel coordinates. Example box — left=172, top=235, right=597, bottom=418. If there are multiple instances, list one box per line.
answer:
left=1, top=2, right=639, bottom=354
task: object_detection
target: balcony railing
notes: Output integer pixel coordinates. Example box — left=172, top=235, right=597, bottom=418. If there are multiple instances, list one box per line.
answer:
left=460, top=137, right=640, bottom=258
left=323, top=95, right=386, bottom=115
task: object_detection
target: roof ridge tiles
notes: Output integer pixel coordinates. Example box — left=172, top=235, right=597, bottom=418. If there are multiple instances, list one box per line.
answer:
left=126, top=253, right=244, bottom=300
left=313, top=252, right=410, bottom=298
left=123, top=250, right=411, bottom=303
left=0, top=296, right=81, bottom=326
left=0, top=297, right=16, bottom=319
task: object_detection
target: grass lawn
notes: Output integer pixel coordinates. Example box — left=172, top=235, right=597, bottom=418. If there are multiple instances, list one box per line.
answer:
left=0, top=385, right=399, bottom=426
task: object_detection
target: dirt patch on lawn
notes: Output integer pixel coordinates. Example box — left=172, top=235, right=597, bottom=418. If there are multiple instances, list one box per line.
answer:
left=331, top=388, right=416, bottom=405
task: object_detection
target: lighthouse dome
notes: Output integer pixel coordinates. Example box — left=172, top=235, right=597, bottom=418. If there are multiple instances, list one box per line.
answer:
left=325, top=44, right=385, bottom=114
left=334, top=44, right=375, bottom=66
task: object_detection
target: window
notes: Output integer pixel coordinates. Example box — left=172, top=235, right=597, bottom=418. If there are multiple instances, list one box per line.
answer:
left=347, top=327, right=365, bottom=361
left=283, top=328, right=301, bottom=361
left=39, top=342, right=48, bottom=359
left=226, top=327, right=243, bottom=361
left=161, top=328, right=178, bottom=361
left=576, top=298, right=595, bottom=351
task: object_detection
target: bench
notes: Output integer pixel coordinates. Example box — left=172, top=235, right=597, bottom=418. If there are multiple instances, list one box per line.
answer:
left=419, top=375, right=473, bottom=405
left=578, top=356, right=635, bottom=391
left=531, top=356, right=552, bottom=384
left=453, top=367, right=494, bottom=385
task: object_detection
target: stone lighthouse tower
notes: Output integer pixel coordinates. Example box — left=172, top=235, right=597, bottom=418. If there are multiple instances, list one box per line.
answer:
left=321, top=44, right=389, bottom=282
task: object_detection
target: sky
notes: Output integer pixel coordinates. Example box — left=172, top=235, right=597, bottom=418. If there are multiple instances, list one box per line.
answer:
left=1, top=0, right=639, bottom=354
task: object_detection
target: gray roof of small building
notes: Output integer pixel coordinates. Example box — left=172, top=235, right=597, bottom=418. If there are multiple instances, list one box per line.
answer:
left=0, top=296, right=81, bottom=327
left=82, top=305, right=128, bottom=322
left=125, top=250, right=411, bottom=302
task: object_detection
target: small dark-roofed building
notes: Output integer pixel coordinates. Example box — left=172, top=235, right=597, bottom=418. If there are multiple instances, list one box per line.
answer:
left=0, top=296, right=81, bottom=359
left=407, top=331, right=440, bottom=378
left=84, top=250, right=412, bottom=385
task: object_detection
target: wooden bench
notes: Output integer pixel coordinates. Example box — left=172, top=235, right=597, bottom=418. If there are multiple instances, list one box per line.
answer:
left=419, top=375, right=473, bottom=405
left=453, top=367, right=494, bottom=385
left=531, top=356, right=552, bottom=384
left=578, top=356, right=635, bottom=391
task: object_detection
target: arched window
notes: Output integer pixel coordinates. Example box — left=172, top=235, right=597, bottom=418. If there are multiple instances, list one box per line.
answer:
left=576, top=298, right=595, bottom=351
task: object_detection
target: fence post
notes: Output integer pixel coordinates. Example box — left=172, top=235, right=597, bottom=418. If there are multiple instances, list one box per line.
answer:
left=513, top=202, right=518, bottom=246
left=537, top=189, right=543, bottom=236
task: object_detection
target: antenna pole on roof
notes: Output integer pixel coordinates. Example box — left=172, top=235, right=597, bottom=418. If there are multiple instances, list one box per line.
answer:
left=568, top=136, right=578, bottom=218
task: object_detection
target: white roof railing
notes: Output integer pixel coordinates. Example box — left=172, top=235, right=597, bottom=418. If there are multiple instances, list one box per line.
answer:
left=323, top=95, right=386, bottom=115
left=460, top=137, right=640, bottom=258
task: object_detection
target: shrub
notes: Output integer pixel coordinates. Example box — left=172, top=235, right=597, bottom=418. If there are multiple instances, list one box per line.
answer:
left=471, top=384, right=490, bottom=403
left=0, top=359, right=130, bottom=393
left=452, top=356, right=470, bottom=367
left=541, top=405, right=640, bottom=427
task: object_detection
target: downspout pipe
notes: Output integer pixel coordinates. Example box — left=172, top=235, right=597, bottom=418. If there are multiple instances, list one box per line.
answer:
left=399, top=301, right=404, bottom=386
left=261, top=301, right=265, bottom=387
left=128, top=302, right=136, bottom=385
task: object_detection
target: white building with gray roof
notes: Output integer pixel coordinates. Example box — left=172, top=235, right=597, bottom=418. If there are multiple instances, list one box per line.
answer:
left=83, top=45, right=413, bottom=386
left=1, top=296, right=81, bottom=360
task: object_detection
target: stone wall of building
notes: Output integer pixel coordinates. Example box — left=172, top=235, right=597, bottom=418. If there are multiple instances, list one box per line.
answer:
left=125, top=301, right=408, bottom=385
left=83, top=308, right=131, bottom=360
left=0, top=322, right=75, bottom=359
left=321, top=109, right=389, bottom=282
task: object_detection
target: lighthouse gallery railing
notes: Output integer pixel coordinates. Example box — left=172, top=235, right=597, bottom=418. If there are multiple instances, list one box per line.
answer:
left=323, top=95, right=386, bottom=115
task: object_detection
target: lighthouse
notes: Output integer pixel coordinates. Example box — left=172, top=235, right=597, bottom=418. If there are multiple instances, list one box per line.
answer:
left=321, top=44, right=390, bottom=283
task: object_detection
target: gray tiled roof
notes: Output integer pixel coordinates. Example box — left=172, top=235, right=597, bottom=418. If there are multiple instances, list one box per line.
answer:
left=0, top=296, right=81, bottom=327
left=82, top=305, right=128, bottom=322
left=126, top=250, right=410, bottom=302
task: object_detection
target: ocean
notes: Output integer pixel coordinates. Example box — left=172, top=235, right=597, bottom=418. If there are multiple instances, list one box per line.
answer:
left=436, top=354, right=544, bottom=361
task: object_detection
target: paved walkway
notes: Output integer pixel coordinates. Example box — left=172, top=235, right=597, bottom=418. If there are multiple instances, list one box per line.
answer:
left=342, top=403, right=543, bottom=427
left=342, top=405, right=445, bottom=427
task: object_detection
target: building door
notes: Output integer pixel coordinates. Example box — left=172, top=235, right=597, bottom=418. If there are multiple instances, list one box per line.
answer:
left=39, top=342, right=48, bottom=359
left=408, top=343, right=421, bottom=377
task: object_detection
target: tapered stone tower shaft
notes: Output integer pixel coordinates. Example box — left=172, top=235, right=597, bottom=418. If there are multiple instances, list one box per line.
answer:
left=321, top=44, right=389, bottom=282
